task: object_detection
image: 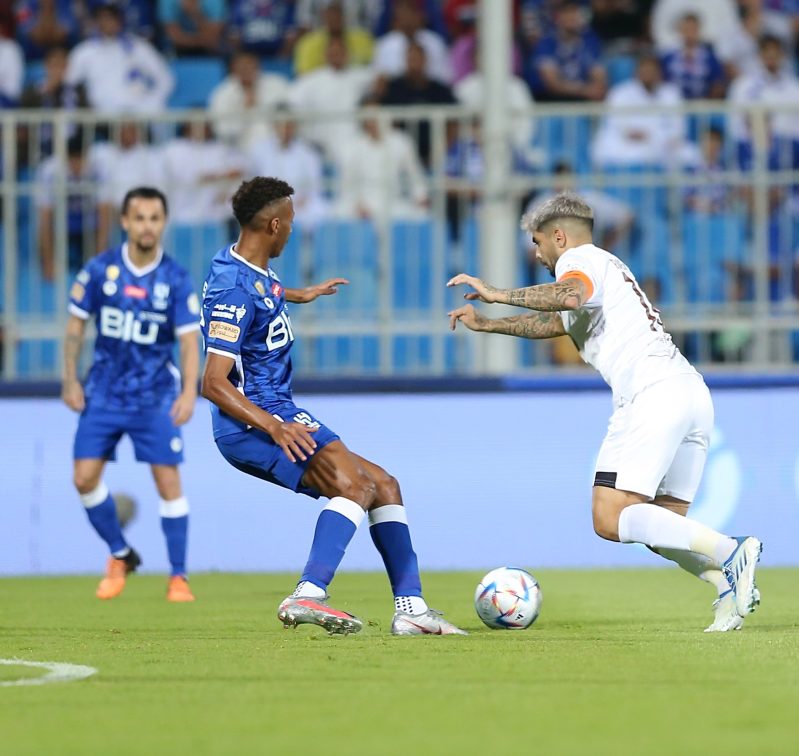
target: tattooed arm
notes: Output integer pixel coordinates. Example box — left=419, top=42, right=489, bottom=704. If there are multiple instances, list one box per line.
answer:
left=448, top=305, right=566, bottom=339
left=447, top=273, right=590, bottom=311
left=62, top=315, right=87, bottom=412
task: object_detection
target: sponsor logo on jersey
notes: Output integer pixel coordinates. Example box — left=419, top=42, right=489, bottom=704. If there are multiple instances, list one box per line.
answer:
left=70, top=282, right=85, bottom=301
left=271, top=283, right=283, bottom=297
left=254, top=280, right=266, bottom=296
left=209, top=320, right=241, bottom=342
left=76, top=270, right=90, bottom=285
left=103, top=281, right=118, bottom=296
left=187, top=293, right=200, bottom=315
left=263, top=297, right=275, bottom=310
left=100, top=306, right=159, bottom=344
left=124, top=285, right=147, bottom=299
left=140, top=311, right=168, bottom=323
left=235, top=305, right=247, bottom=323
left=153, top=282, right=170, bottom=310
left=211, top=309, right=235, bottom=320
left=106, top=265, right=120, bottom=281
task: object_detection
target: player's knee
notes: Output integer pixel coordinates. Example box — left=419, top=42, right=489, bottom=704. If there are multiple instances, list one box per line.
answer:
left=592, top=506, right=621, bottom=542
left=73, top=471, right=101, bottom=495
left=341, top=471, right=378, bottom=509
left=372, top=470, right=402, bottom=505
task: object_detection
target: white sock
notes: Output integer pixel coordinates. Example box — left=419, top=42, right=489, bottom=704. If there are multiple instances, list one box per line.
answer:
left=654, top=548, right=730, bottom=597
left=395, top=596, right=428, bottom=615
left=291, top=580, right=326, bottom=599
left=618, top=504, right=736, bottom=564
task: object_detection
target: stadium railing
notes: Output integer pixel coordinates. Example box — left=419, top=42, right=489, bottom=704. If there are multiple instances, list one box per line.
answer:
left=1, top=101, right=798, bottom=380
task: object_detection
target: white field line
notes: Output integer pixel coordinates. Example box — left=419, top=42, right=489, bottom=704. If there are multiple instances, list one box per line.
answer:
left=0, top=658, right=98, bottom=687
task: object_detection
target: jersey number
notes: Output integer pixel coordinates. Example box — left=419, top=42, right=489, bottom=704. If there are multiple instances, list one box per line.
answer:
left=266, top=311, right=295, bottom=351
left=622, top=272, right=664, bottom=332
left=100, top=307, right=159, bottom=344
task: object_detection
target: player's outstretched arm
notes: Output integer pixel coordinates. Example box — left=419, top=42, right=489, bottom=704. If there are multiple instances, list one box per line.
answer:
left=285, top=278, right=349, bottom=304
left=448, top=305, right=566, bottom=339
left=447, top=273, right=588, bottom=311
left=62, top=315, right=86, bottom=412
left=170, top=330, right=200, bottom=426
left=201, top=352, right=318, bottom=463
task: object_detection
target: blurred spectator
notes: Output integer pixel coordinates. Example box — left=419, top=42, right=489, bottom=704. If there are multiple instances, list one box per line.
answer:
left=227, top=0, right=298, bottom=58
left=372, top=0, right=448, bottom=38
left=527, top=0, right=606, bottom=102
left=19, top=47, right=88, bottom=160
left=380, top=41, right=457, bottom=166
left=86, top=0, right=157, bottom=43
left=728, top=35, right=799, bottom=147
left=717, top=0, right=795, bottom=79
left=92, top=122, right=166, bottom=209
left=373, top=0, right=452, bottom=85
left=651, top=0, right=743, bottom=55
left=162, top=121, right=246, bottom=225
left=591, top=55, right=686, bottom=167
left=449, top=18, right=524, bottom=85
left=660, top=13, right=726, bottom=100
left=36, top=132, right=112, bottom=280
left=0, top=4, right=15, bottom=37
left=294, top=0, right=374, bottom=75
left=296, top=0, right=385, bottom=33
left=289, top=37, right=374, bottom=159
left=683, top=127, right=736, bottom=214
left=454, top=63, right=538, bottom=166
left=209, top=49, right=291, bottom=149
left=14, top=0, right=83, bottom=60
left=247, top=105, right=330, bottom=230
left=0, top=32, right=24, bottom=107
left=443, top=118, right=483, bottom=238
left=65, top=2, right=173, bottom=113
left=333, top=99, right=429, bottom=220
left=159, top=0, right=226, bottom=56
left=589, top=0, right=653, bottom=54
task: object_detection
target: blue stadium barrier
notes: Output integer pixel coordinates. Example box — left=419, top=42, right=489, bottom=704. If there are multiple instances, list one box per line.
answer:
left=682, top=213, right=747, bottom=303
left=168, top=58, right=226, bottom=109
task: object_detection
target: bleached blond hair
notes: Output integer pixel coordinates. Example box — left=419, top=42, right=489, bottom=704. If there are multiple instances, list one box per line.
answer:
left=520, top=192, right=594, bottom=234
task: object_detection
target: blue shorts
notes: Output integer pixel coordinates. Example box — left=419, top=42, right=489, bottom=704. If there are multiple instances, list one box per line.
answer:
left=74, top=404, right=184, bottom=465
left=215, top=405, right=339, bottom=499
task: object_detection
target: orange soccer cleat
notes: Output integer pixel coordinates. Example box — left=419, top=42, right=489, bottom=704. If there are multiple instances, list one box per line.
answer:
left=95, top=549, right=141, bottom=600
left=166, top=575, right=195, bottom=602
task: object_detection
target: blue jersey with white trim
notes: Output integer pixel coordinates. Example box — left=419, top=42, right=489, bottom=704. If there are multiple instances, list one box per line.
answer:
left=200, top=244, right=295, bottom=439
left=68, top=245, right=200, bottom=411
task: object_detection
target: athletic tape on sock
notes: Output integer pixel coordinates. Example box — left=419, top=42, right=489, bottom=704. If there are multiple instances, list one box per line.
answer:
left=368, top=504, right=408, bottom=526
left=324, top=496, right=366, bottom=527
left=80, top=482, right=110, bottom=509
left=159, top=497, right=189, bottom=518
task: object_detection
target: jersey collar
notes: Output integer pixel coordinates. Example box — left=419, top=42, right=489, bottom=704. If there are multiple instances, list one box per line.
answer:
left=122, top=242, right=163, bottom=277
left=230, top=244, right=271, bottom=277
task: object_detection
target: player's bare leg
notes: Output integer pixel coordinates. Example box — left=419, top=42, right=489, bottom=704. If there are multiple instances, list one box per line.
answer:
left=151, top=465, right=194, bottom=602
left=592, top=486, right=762, bottom=622
left=352, top=454, right=466, bottom=636
left=648, top=496, right=746, bottom=632
left=75, top=458, right=141, bottom=599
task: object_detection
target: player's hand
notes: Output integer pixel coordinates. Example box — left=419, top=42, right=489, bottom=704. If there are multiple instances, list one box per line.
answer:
left=170, top=391, right=196, bottom=427
left=448, top=304, right=486, bottom=332
left=272, top=422, right=318, bottom=463
left=61, top=380, right=85, bottom=412
left=304, top=278, right=350, bottom=302
left=446, top=273, right=498, bottom=303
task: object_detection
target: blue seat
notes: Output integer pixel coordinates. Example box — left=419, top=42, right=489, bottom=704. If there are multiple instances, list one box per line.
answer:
left=168, top=58, right=226, bottom=108
left=606, top=54, right=636, bottom=86
left=163, top=223, right=227, bottom=285
left=682, top=213, right=747, bottom=303
left=391, top=219, right=435, bottom=311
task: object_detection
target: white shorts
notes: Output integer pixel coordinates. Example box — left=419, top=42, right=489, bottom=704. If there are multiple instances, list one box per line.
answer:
left=594, top=373, right=714, bottom=501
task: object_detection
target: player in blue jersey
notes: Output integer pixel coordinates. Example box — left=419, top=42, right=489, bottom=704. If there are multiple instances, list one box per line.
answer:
left=200, top=177, right=466, bottom=636
left=62, top=187, right=200, bottom=603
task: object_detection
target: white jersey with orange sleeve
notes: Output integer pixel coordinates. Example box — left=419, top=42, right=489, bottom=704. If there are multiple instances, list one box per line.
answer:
left=554, top=243, right=698, bottom=405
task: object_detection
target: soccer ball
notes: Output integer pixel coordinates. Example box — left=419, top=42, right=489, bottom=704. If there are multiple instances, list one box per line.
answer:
left=474, top=567, right=542, bottom=630
left=113, top=492, right=138, bottom=529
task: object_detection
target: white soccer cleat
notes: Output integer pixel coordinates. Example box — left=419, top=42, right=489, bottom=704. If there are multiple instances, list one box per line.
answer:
left=277, top=596, right=363, bottom=636
left=704, top=590, right=744, bottom=633
left=723, top=536, right=763, bottom=617
left=391, top=609, right=468, bottom=636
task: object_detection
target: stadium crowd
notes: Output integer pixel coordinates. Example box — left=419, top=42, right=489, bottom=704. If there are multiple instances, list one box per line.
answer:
left=1, top=0, right=799, bottom=367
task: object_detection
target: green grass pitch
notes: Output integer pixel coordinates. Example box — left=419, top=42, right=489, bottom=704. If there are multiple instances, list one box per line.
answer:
left=1, top=569, right=797, bottom=756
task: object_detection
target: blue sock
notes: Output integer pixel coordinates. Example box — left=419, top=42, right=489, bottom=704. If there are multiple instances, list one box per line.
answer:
left=369, top=505, right=422, bottom=597
left=300, top=498, right=365, bottom=591
left=160, top=498, right=189, bottom=577
left=81, top=484, right=127, bottom=556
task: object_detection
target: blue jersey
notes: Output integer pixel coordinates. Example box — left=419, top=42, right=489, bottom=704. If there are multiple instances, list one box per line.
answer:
left=68, top=245, right=200, bottom=411
left=200, top=244, right=295, bottom=439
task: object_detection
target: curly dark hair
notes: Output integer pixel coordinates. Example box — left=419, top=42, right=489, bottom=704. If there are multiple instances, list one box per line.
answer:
left=231, top=177, right=294, bottom=228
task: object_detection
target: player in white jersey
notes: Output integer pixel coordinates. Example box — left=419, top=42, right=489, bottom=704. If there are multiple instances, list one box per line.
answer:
left=447, top=192, right=762, bottom=632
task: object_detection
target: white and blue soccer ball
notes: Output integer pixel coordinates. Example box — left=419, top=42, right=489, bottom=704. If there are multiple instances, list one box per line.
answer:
left=474, top=567, right=542, bottom=630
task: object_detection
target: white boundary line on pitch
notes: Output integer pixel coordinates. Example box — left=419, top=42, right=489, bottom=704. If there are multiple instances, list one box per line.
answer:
left=0, top=658, right=98, bottom=687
